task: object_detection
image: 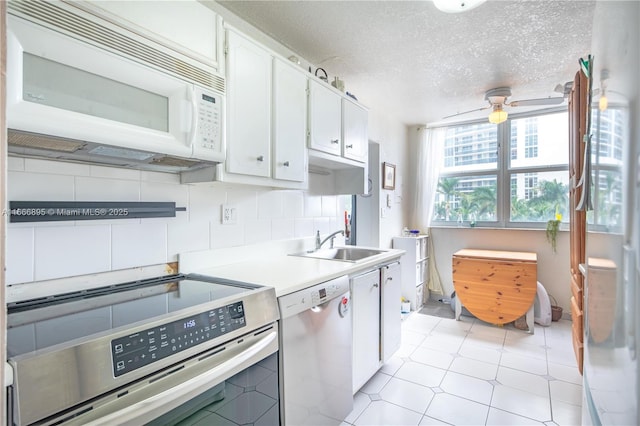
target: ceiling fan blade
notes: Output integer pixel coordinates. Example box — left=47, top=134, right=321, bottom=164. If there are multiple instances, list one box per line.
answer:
left=508, top=97, right=565, bottom=107
left=442, top=105, right=491, bottom=119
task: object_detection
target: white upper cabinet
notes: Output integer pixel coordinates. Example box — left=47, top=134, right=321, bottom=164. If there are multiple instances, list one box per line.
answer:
left=225, top=29, right=272, bottom=178
left=273, top=59, right=307, bottom=182
left=342, top=99, right=368, bottom=163
left=308, top=80, right=342, bottom=156
left=85, top=1, right=223, bottom=72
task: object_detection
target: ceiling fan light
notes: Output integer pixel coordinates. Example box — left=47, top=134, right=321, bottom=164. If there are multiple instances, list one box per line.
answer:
left=488, top=106, right=508, bottom=124
left=599, top=94, right=608, bottom=111
left=433, top=0, right=487, bottom=13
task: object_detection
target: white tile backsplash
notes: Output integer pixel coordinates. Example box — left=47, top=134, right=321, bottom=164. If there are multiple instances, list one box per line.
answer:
left=112, top=222, right=167, bottom=269
left=210, top=222, right=245, bottom=249
left=244, top=219, right=272, bottom=245
left=271, top=218, right=295, bottom=240
left=282, top=191, right=304, bottom=218
left=167, top=221, right=210, bottom=260
left=188, top=185, right=226, bottom=223
left=321, top=195, right=337, bottom=217
left=6, top=227, right=34, bottom=285
left=7, top=160, right=342, bottom=290
left=294, top=218, right=314, bottom=238
left=227, top=188, right=259, bottom=222
left=304, top=194, right=322, bottom=217
left=76, top=176, right=140, bottom=201
left=8, top=171, right=75, bottom=201
left=34, top=225, right=112, bottom=281
left=258, top=191, right=283, bottom=219
left=25, top=158, right=91, bottom=176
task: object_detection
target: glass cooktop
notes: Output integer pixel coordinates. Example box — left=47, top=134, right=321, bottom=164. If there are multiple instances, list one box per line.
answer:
left=7, top=274, right=261, bottom=357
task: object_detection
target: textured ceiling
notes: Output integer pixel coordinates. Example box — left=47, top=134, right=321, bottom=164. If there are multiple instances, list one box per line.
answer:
left=216, top=0, right=596, bottom=126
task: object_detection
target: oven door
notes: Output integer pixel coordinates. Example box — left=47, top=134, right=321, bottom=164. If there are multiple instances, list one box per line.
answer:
left=54, top=325, right=279, bottom=426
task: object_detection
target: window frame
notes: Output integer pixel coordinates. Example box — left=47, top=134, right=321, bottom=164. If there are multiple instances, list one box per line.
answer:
left=431, top=106, right=569, bottom=229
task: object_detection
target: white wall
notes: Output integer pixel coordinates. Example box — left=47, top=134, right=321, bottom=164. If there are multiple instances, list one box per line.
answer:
left=366, top=109, right=409, bottom=248
left=430, top=227, right=571, bottom=312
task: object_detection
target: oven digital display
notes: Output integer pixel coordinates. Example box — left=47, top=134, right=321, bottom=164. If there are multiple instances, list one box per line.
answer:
left=111, top=301, right=246, bottom=377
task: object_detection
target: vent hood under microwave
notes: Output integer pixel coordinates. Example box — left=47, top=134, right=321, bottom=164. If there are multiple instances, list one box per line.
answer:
left=6, top=2, right=226, bottom=176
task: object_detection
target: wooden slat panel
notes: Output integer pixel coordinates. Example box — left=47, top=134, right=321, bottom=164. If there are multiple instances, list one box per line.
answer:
left=572, top=331, right=584, bottom=376
left=452, top=255, right=537, bottom=325
left=571, top=295, right=583, bottom=339
left=571, top=274, right=583, bottom=310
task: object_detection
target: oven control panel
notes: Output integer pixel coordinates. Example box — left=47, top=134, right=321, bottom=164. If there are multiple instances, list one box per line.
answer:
left=111, top=301, right=246, bottom=377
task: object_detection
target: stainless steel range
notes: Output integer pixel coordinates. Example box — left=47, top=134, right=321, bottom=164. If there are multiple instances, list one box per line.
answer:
left=6, top=273, right=280, bottom=426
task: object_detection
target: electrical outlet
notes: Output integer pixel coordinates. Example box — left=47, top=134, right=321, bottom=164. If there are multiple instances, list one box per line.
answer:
left=221, top=204, right=237, bottom=225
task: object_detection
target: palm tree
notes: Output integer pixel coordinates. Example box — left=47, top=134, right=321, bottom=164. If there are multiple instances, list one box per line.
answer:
left=437, top=177, right=460, bottom=221
left=470, top=186, right=496, bottom=220
left=529, top=179, right=568, bottom=219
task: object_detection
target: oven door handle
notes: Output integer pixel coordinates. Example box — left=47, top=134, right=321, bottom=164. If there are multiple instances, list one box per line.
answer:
left=84, top=331, right=277, bottom=426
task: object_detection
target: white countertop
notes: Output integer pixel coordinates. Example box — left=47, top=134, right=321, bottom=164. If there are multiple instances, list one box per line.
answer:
left=181, top=242, right=404, bottom=297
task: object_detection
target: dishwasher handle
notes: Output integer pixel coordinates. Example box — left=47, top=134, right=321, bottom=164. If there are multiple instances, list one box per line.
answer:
left=83, top=331, right=277, bottom=426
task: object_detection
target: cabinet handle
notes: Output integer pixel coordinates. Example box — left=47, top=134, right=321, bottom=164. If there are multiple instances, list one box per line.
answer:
left=373, top=283, right=379, bottom=288
left=331, top=139, right=339, bottom=144
left=283, top=161, right=290, bottom=167
left=257, top=155, right=264, bottom=162
left=346, top=144, right=353, bottom=149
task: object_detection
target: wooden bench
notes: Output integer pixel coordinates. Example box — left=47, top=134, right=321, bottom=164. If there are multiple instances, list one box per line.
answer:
left=452, top=249, right=537, bottom=333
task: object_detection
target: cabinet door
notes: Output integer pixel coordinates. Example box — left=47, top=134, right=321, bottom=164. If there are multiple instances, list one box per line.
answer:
left=226, top=30, right=271, bottom=177
left=342, top=99, right=368, bottom=162
left=273, top=59, right=307, bottom=182
left=308, top=80, right=342, bottom=155
left=381, top=263, right=401, bottom=362
left=351, top=269, right=381, bottom=393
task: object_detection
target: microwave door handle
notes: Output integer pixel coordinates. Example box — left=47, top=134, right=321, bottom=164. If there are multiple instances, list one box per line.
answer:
left=184, top=95, right=198, bottom=147
left=82, top=331, right=277, bottom=426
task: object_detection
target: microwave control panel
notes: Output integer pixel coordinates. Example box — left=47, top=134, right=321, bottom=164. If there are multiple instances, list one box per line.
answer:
left=111, top=301, right=245, bottom=377
left=194, top=87, right=223, bottom=156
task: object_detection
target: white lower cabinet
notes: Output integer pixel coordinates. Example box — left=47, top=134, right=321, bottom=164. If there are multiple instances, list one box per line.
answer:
left=381, top=262, right=401, bottom=363
left=351, top=269, right=380, bottom=394
left=351, top=262, right=401, bottom=394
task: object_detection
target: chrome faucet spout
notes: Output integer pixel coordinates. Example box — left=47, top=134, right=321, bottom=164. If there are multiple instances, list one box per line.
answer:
left=316, top=229, right=345, bottom=250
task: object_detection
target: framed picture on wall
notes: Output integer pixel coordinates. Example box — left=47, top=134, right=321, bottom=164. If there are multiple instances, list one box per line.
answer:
left=382, top=162, right=396, bottom=190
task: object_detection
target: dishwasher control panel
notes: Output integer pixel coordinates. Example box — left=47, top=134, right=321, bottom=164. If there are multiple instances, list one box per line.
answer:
left=111, top=301, right=246, bottom=377
left=279, top=275, right=350, bottom=318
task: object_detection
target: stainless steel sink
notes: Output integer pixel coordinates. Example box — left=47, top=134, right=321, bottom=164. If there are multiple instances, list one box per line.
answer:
left=290, top=247, right=387, bottom=262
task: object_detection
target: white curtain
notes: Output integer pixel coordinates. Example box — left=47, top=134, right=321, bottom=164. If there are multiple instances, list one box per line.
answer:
left=412, top=127, right=445, bottom=229
left=412, top=127, right=446, bottom=295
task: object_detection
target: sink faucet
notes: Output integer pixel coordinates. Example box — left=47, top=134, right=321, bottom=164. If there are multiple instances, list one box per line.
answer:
left=316, top=229, right=345, bottom=250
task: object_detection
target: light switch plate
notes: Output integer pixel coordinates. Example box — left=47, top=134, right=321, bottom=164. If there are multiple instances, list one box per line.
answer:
left=221, top=204, right=237, bottom=225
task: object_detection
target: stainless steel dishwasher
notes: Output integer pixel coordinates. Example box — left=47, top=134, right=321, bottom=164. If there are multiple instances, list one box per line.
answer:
left=278, top=275, right=353, bottom=425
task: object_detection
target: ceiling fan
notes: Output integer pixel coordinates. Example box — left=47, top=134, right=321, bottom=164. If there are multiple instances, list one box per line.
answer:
left=443, top=87, right=566, bottom=123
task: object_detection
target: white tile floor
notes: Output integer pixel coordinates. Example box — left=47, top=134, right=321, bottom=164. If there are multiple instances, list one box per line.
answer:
left=343, top=313, right=583, bottom=426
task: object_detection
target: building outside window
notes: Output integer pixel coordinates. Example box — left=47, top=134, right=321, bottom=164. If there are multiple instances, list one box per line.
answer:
left=433, top=110, right=569, bottom=227
left=588, top=107, right=625, bottom=231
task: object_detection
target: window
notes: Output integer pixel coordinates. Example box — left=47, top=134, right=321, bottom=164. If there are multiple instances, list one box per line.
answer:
left=433, top=110, right=569, bottom=227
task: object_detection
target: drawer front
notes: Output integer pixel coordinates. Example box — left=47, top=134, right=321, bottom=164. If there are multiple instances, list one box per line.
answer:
left=416, top=261, right=426, bottom=285
left=419, top=237, right=428, bottom=259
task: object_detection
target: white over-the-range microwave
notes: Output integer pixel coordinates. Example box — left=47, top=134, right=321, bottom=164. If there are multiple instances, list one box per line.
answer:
left=6, top=2, right=226, bottom=173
